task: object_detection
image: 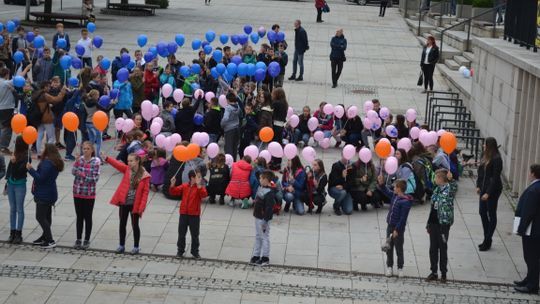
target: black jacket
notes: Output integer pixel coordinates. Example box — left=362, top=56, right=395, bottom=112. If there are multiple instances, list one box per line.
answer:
left=476, top=155, right=503, bottom=197
left=5, top=157, right=29, bottom=181
left=207, top=166, right=230, bottom=196
left=253, top=186, right=275, bottom=221
left=329, top=160, right=347, bottom=188
left=294, top=26, right=309, bottom=54
left=515, top=180, right=540, bottom=237
left=204, top=107, right=223, bottom=135
left=272, top=99, right=288, bottom=124
left=330, top=35, right=347, bottom=62
left=420, top=45, right=440, bottom=65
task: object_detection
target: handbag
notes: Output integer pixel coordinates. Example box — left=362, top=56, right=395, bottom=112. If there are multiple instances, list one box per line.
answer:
left=322, top=1, right=330, bottom=13
left=417, top=71, right=424, bottom=86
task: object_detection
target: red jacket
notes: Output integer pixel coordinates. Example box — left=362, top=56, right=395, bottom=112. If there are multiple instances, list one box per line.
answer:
left=169, top=183, right=208, bottom=216
left=315, top=0, right=325, bottom=8
left=225, top=160, right=252, bottom=199
left=106, top=157, right=150, bottom=217
left=143, top=69, right=159, bottom=99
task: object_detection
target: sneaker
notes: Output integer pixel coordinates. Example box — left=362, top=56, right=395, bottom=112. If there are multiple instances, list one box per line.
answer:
left=425, top=273, right=438, bottom=282
left=192, top=253, right=201, bottom=259
left=41, top=241, right=56, bottom=249
left=334, top=208, right=342, bottom=216
left=219, top=196, right=225, bottom=205
left=397, top=269, right=404, bottom=278
left=82, top=240, right=90, bottom=250
left=55, top=143, right=66, bottom=150
left=227, top=199, right=235, bottom=207
left=249, top=256, right=260, bottom=265
left=0, top=147, right=12, bottom=155
left=440, top=274, right=447, bottom=283
left=131, top=247, right=140, bottom=255
left=256, top=257, right=269, bottom=266
left=176, top=251, right=184, bottom=258
left=208, top=196, right=216, bottom=204
left=241, top=199, right=250, bottom=209
left=295, top=76, right=303, bottom=81
left=32, top=236, right=44, bottom=245
left=64, top=155, right=76, bottom=161
left=74, top=239, right=82, bottom=250
left=288, top=75, right=296, bottom=81
left=385, top=267, right=393, bottom=277
left=115, top=245, right=125, bottom=254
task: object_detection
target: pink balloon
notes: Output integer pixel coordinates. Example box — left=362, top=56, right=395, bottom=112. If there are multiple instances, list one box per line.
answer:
left=114, top=117, right=125, bottom=131
left=164, top=137, right=176, bottom=152
left=205, top=91, right=215, bottom=103
left=397, top=138, right=412, bottom=152
left=170, top=133, right=182, bottom=144
left=289, top=115, right=300, bottom=128
left=323, top=103, right=334, bottom=115
left=406, top=108, right=417, bottom=123
left=141, top=100, right=152, bottom=113
left=301, top=146, right=316, bottom=163
left=194, top=89, right=205, bottom=100
left=313, top=131, right=324, bottom=142
left=363, top=100, right=374, bottom=113
left=150, top=122, right=162, bottom=136
left=347, top=106, right=358, bottom=119
left=207, top=143, right=219, bottom=158
left=283, top=143, right=298, bottom=159
left=268, top=141, right=283, bottom=158
left=385, top=125, right=398, bottom=138
left=359, top=147, right=372, bottom=163
left=390, top=146, right=395, bottom=156
left=259, top=150, right=271, bottom=163
left=428, top=131, right=439, bottom=146
left=173, top=89, right=184, bottom=103
left=152, top=117, right=163, bottom=127
left=307, top=117, right=318, bottom=132
left=410, top=127, right=420, bottom=140
left=419, top=130, right=431, bottom=146
left=225, top=154, right=234, bottom=166
left=379, top=107, right=390, bottom=119
left=380, top=138, right=391, bottom=145
left=244, top=145, right=259, bottom=160
left=198, top=132, right=209, bottom=147
left=370, top=117, right=382, bottom=131
left=191, top=132, right=201, bottom=144
left=385, top=156, right=398, bottom=175
left=437, top=129, right=446, bottom=137
left=334, top=105, right=345, bottom=119
left=320, top=138, right=330, bottom=149
left=155, top=134, right=166, bottom=148
left=162, top=84, right=173, bottom=98
left=218, top=94, right=228, bottom=108
left=362, top=117, right=371, bottom=129
left=342, top=144, right=356, bottom=160
left=152, top=104, right=160, bottom=118
left=122, top=119, right=134, bottom=133
left=287, top=107, right=294, bottom=119
left=367, top=110, right=378, bottom=120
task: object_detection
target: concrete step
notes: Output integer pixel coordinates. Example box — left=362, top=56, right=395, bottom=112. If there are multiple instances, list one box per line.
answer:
left=444, top=59, right=460, bottom=71
left=440, top=30, right=472, bottom=52
left=424, top=14, right=457, bottom=28
left=453, top=55, right=470, bottom=68
left=416, top=36, right=461, bottom=61
left=429, top=29, right=441, bottom=39
left=405, top=18, right=436, bottom=35
left=462, top=51, right=475, bottom=62
left=437, top=63, right=472, bottom=100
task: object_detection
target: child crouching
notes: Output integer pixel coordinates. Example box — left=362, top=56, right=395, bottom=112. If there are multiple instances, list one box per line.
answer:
left=250, top=170, right=276, bottom=266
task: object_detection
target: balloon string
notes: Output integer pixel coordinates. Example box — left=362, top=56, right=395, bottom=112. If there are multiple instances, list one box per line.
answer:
left=173, top=162, right=185, bottom=178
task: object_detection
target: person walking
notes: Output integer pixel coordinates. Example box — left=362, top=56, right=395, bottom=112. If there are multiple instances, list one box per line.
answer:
left=5, top=136, right=29, bottom=244
left=379, top=0, right=389, bottom=17
left=420, top=36, right=439, bottom=93
left=315, top=0, right=325, bottom=22
left=288, top=20, right=309, bottom=82
left=513, top=164, right=540, bottom=294
left=329, top=29, right=347, bottom=88
left=476, top=137, right=503, bottom=252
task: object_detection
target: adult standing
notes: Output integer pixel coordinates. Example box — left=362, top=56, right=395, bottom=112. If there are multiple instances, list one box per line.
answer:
left=269, top=88, right=288, bottom=170
left=379, top=0, right=389, bottom=17
left=288, top=20, right=309, bottom=82
left=329, top=29, right=347, bottom=88
left=0, top=67, right=15, bottom=154
left=513, top=164, right=540, bottom=294
left=315, top=0, right=325, bottom=23
left=420, top=36, right=439, bottom=93
left=476, top=137, right=503, bottom=252
left=27, top=143, right=64, bottom=249
left=34, top=81, right=66, bottom=155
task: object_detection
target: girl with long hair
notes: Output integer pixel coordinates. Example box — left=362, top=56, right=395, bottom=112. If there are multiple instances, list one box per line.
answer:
left=269, top=87, right=288, bottom=170
left=282, top=156, right=307, bottom=215
left=6, top=136, right=30, bottom=244
left=307, top=159, right=328, bottom=214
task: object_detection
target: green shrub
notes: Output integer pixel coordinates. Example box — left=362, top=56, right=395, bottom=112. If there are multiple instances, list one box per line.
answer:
left=145, top=0, right=168, bottom=8
left=472, top=0, right=493, bottom=8
left=460, top=0, right=473, bottom=5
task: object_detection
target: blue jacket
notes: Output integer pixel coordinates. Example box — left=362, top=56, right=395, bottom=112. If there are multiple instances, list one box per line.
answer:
left=329, top=35, right=347, bottom=62
left=113, top=80, right=133, bottom=110
left=29, top=159, right=59, bottom=204
left=283, top=168, right=306, bottom=199
left=382, top=187, right=413, bottom=232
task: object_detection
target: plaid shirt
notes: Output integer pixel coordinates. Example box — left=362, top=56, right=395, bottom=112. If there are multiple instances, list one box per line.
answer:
left=72, top=156, right=101, bottom=199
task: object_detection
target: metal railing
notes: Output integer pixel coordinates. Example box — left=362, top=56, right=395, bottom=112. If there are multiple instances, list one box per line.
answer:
left=417, top=0, right=447, bottom=36
left=424, top=91, right=459, bottom=124
left=439, top=3, right=506, bottom=57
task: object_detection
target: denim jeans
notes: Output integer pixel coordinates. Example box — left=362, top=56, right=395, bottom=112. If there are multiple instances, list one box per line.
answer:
left=8, top=183, right=26, bottom=231
left=209, top=133, right=220, bottom=144
left=294, top=129, right=310, bottom=144
left=343, top=132, right=363, bottom=147
left=292, top=51, right=304, bottom=77
left=316, top=129, right=332, bottom=138
left=284, top=192, right=305, bottom=215
left=37, top=123, right=55, bottom=154
left=253, top=218, right=271, bottom=258
left=328, top=187, right=353, bottom=215
left=86, top=123, right=102, bottom=156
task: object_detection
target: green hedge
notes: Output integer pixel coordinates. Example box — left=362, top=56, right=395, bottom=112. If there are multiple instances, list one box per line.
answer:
left=145, top=0, right=168, bottom=8
left=472, top=0, right=493, bottom=8
left=460, top=0, right=473, bottom=5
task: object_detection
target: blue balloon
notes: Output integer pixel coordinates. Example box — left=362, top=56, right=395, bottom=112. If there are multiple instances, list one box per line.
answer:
left=191, top=63, right=201, bottom=75
left=171, top=108, right=177, bottom=119
left=213, top=50, right=223, bottom=62
left=12, top=19, right=20, bottom=27
left=210, top=67, right=219, bottom=79
left=203, top=44, right=212, bottom=55
left=144, top=52, right=154, bottom=63
left=57, top=38, right=67, bottom=49
left=127, top=60, right=135, bottom=70
left=205, top=30, right=216, bottom=43
left=86, top=22, right=96, bottom=33
left=254, top=69, right=265, bottom=82
left=99, top=95, right=111, bottom=108
left=231, top=55, right=242, bottom=66
left=250, top=32, right=259, bottom=44
left=13, top=76, right=25, bottom=88
left=219, top=34, right=229, bottom=45
left=179, top=66, right=190, bottom=78
left=231, top=35, right=239, bottom=45
left=258, top=28, right=266, bottom=38
left=121, top=53, right=131, bottom=66
left=237, top=63, right=248, bottom=77
left=267, top=31, right=276, bottom=43
left=239, top=34, right=248, bottom=45
left=175, top=34, right=185, bottom=47
left=68, top=77, right=79, bottom=87
left=277, top=32, right=285, bottom=42
left=6, top=21, right=15, bottom=33
left=191, top=39, right=201, bottom=50
left=226, top=63, right=237, bottom=76
left=26, top=32, right=35, bottom=43
left=193, top=114, right=204, bottom=126
left=137, top=34, right=148, bottom=47
left=159, top=48, right=170, bottom=58
left=167, top=42, right=177, bottom=55
left=149, top=46, right=158, bottom=57
left=244, top=25, right=252, bottom=35
left=201, top=41, right=209, bottom=49
left=0, top=36, right=5, bottom=46
left=93, top=35, right=103, bottom=48
left=191, top=83, right=200, bottom=91
left=75, top=44, right=85, bottom=56
left=71, top=57, right=82, bottom=69
left=117, top=68, right=129, bottom=83
left=255, top=61, right=267, bottom=72
left=100, top=57, right=111, bottom=70
left=60, top=55, right=72, bottom=70
left=37, top=48, right=44, bottom=58
left=268, top=61, right=281, bottom=78
left=156, top=42, right=167, bottom=56
left=223, top=71, right=233, bottom=82
left=13, top=51, right=24, bottom=64
left=109, top=88, right=119, bottom=99
left=247, top=63, right=256, bottom=76
left=33, top=36, right=44, bottom=48
left=216, top=63, right=226, bottom=75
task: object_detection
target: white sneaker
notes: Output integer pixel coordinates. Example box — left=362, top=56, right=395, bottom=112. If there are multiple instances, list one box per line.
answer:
left=385, top=267, right=393, bottom=277
left=397, top=268, right=404, bottom=278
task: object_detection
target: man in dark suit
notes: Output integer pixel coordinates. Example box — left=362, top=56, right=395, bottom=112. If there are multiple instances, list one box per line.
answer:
left=288, top=20, right=309, bottom=82
left=514, top=164, right=540, bottom=294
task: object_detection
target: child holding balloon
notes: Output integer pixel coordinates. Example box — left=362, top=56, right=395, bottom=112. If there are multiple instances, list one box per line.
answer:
left=82, top=89, right=115, bottom=157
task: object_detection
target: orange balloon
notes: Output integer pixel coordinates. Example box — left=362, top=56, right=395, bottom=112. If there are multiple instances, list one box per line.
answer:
left=173, top=145, right=189, bottom=162
left=92, top=110, right=109, bottom=131
left=11, top=114, right=27, bottom=134
left=259, top=127, right=274, bottom=143
left=375, top=140, right=391, bottom=159
left=187, top=143, right=201, bottom=160
left=440, top=132, right=457, bottom=154
left=62, top=112, right=79, bottom=132
left=22, top=126, right=38, bottom=145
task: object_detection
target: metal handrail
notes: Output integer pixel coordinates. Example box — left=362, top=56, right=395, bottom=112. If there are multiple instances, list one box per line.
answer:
left=417, top=0, right=446, bottom=36
left=439, top=3, right=506, bottom=59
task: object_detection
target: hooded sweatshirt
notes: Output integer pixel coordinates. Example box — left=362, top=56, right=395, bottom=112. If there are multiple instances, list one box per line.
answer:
left=221, top=103, right=240, bottom=132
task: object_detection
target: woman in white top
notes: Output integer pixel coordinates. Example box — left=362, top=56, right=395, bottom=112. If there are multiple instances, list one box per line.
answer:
left=420, top=36, right=440, bottom=93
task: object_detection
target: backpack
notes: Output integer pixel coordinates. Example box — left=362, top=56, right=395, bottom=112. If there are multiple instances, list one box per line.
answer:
left=415, top=157, right=435, bottom=193
left=26, top=91, right=45, bottom=127
left=403, top=163, right=425, bottom=201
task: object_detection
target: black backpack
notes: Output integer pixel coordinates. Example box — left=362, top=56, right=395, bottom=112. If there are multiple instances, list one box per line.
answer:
left=26, top=91, right=45, bottom=128
left=403, top=162, right=425, bottom=202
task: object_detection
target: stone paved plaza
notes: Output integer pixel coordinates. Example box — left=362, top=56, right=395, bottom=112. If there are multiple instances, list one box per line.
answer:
left=0, top=0, right=537, bottom=302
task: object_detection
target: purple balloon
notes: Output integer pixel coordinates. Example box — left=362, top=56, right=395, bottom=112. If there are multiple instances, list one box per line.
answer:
left=167, top=41, right=178, bottom=54
left=231, top=55, right=242, bottom=66
left=243, top=24, right=252, bottom=34
left=231, top=35, right=239, bottom=45
left=267, top=31, right=277, bottom=43
left=254, top=69, right=265, bottom=82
